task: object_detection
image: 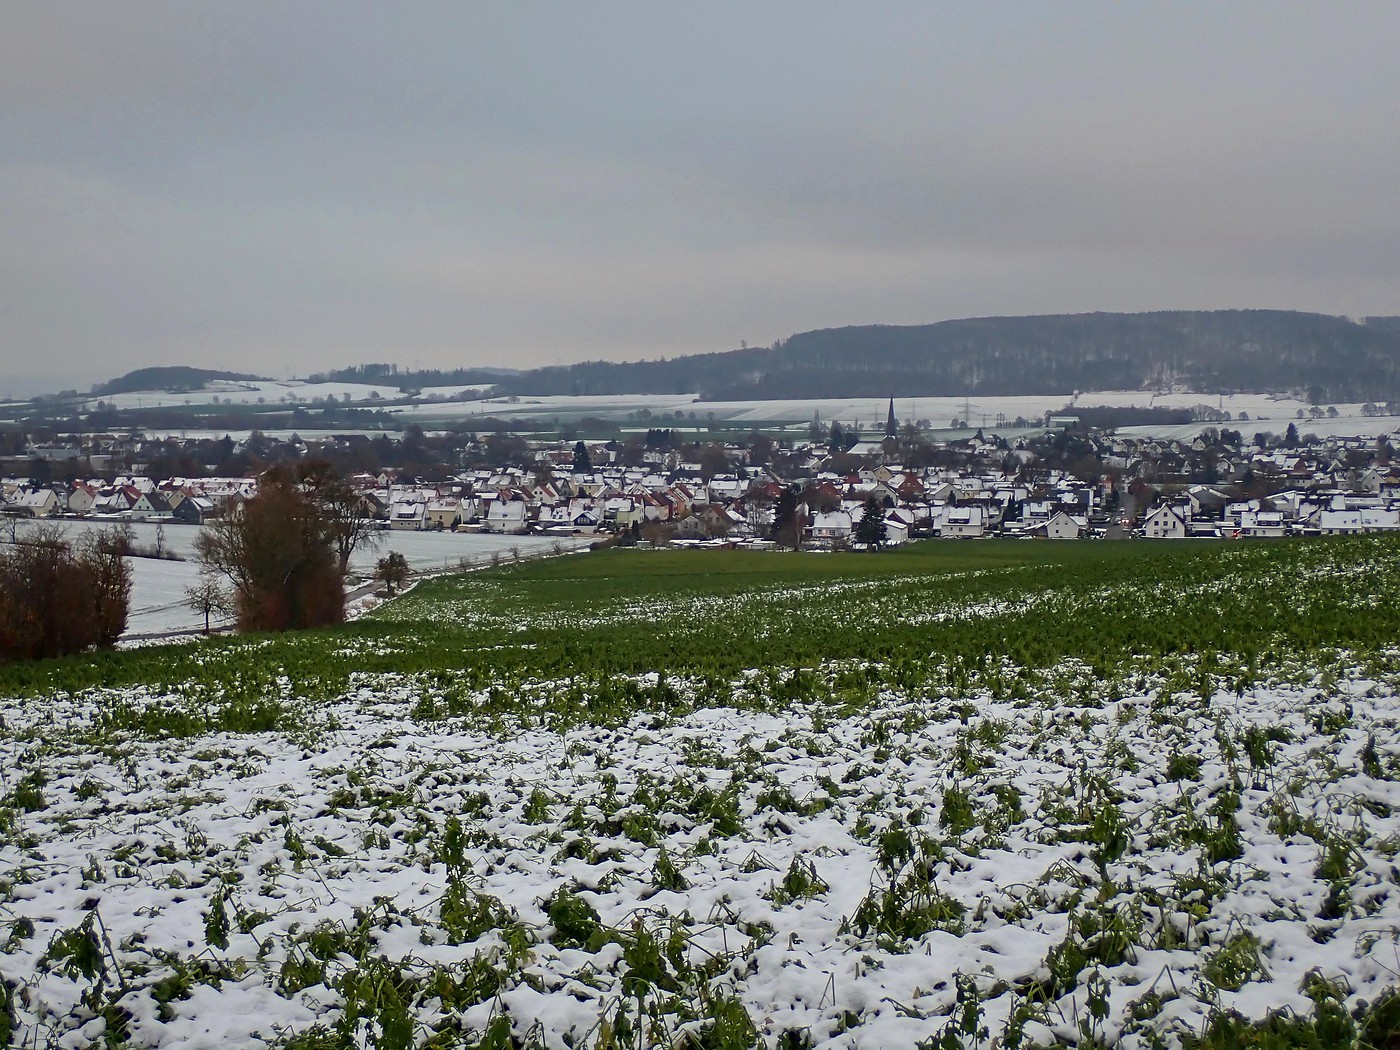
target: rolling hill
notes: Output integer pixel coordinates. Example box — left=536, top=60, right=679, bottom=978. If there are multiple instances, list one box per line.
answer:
left=96, top=366, right=267, bottom=396
left=491, top=310, right=1400, bottom=402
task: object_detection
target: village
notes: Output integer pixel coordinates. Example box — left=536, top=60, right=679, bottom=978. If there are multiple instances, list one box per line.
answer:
left=3, top=416, right=1399, bottom=548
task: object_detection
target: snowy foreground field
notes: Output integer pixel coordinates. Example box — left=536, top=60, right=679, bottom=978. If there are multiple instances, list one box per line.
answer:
left=2, top=540, right=1399, bottom=1047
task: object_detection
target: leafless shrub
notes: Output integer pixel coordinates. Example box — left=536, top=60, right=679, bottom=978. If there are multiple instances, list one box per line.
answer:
left=0, top=524, right=131, bottom=661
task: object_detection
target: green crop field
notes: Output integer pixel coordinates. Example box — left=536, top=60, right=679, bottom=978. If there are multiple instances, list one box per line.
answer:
left=6, top=537, right=1399, bottom=719
left=2, top=537, right=1399, bottom=1047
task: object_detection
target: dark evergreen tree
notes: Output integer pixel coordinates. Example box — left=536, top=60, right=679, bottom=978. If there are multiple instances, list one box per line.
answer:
left=771, top=488, right=800, bottom=547
left=572, top=440, right=592, bottom=472
left=855, top=496, right=887, bottom=550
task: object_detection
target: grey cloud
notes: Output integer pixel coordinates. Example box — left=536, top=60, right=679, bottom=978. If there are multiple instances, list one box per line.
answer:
left=3, top=3, right=1399, bottom=385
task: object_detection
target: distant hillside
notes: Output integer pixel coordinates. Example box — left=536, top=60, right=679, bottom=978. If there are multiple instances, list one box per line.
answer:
left=491, top=311, right=1400, bottom=402
left=97, top=366, right=266, bottom=396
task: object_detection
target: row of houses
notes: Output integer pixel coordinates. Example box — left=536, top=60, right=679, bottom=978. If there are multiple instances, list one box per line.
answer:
left=5, top=427, right=1400, bottom=546
left=1136, top=495, right=1400, bottom=539
left=364, top=465, right=1106, bottom=544
left=0, top=476, right=253, bottom=524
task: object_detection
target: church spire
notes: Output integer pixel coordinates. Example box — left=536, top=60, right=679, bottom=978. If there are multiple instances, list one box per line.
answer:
left=884, top=397, right=898, bottom=438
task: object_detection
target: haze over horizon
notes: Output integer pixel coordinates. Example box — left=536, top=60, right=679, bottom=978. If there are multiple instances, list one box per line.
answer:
left=4, top=3, right=1399, bottom=393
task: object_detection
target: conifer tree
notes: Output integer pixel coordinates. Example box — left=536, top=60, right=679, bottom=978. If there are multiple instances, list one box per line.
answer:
left=855, top=496, right=887, bottom=550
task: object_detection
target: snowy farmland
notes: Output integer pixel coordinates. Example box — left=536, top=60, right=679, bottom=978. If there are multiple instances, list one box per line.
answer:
left=3, top=669, right=1398, bottom=1047
left=72, top=376, right=1400, bottom=441
left=1, top=539, right=1399, bottom=1047
left=83, top=380, right=407, bottom=412
left=389, top=391, right=1387, bottom=431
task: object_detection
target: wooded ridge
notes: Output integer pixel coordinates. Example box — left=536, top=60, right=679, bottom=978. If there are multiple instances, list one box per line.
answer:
left=491, top=310, right=1400, bottom=402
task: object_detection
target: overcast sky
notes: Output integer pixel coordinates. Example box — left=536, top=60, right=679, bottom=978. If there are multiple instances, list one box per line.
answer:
left=3, top=3, right=1399, bottom=392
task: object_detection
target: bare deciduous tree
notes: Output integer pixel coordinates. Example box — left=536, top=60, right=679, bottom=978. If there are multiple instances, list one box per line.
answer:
left=195, top=467, right=344, bottom=632
left=373, top=551, right=411, bottom=595
left=184, top=577, right=233, bottom=634
left=298, top=459, right=384, bottom=576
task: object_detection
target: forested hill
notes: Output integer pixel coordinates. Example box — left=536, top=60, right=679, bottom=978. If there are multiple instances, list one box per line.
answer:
left=491, top=311, right=1400, bottom=401
left=97, top=366, right=266, bottom=396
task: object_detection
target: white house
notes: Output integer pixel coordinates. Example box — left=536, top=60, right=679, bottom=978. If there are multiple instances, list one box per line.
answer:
left=389, top=501, right=426, bottom=531
left=935, top=505, right=986, bottom=539
left=485, top=501, right=529, bottom=534
left=1141, top=505, right=1187, bottom=539
left=809, top=510, right=853, bottom=545
left=131, top=491, right=173, bottom=521
left=7, top=489, right=59, bottom=518
left=1315, top=508, right=1400, bottom=535
left=883, top=508, right=913, bottom=546
left=1044, top=510, right=1087, bottom=540
left=1237, top=510, right=1287, bottom=538
left=92, top=489, right=134, bottom=516
left=67, top=483, right=98, bottom=516
left=424, top=498, right=462, bottom=530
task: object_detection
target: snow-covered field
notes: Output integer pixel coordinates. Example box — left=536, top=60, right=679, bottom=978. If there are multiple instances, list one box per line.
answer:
left=72, top=376, right=1400, bottom=440
left=4, top=537, right=1400, bottom=1047
left=376, top=395, right=1400, bottom=443
left=129, top=428, right=414, bottom=442
left=66, top=375, right=1400, bottom=448
left=1117, top=414, right=1399, bottom=442
left=122, top=555, right=210, bottom=636
left=84, top=380, right=406, bottom=411
left=1, top=657, right=1396, bottom=1047
left=372, top=391, right=1399, bottom=434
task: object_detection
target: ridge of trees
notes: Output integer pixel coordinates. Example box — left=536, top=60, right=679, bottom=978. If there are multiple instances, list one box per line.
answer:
left=488, top=310, right=1400, bottom=402
left=96, top=367, right=266, bottom=396
left=305, top=363, right=521, bottom=392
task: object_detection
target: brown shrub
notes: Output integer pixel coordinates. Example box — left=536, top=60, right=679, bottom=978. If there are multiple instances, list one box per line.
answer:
left=0, top=524, right=131, bottom=662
